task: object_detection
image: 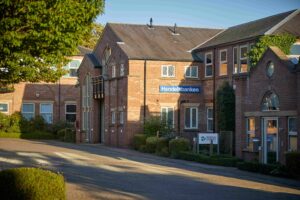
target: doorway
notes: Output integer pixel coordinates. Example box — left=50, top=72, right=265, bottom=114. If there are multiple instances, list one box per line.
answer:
left=262, top=117, right=278, bottom=164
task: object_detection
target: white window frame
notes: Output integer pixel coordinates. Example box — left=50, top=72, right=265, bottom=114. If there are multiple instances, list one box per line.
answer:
left=246, top=117, right=255, bottom=149
left=21, top=103, right=35, bottom=120
left=0, top=102, right=9, bottom=114
left=219, top=49, right=227, bottom=76
left=184, top=107, right=198, bottom=129
left=112, top=65, right=116, bottom=78
left=120, top=64, right=125, bottom=76
left=240, top=45, right=248, bottom=73
left=205, top=52, right=213, bottom=77
left=40, top=103, right=53, bottom=124
left=161, top=107, right=174, bottom=128
left=233, top=46, right=238, bottom=74
left=161, top=65, right=175, bottom=77
left=65, top=103, right=76, bottom=123
left=111, top=111, right=116, bottom=125
left=288, top=117, right=298, bottom=151
left=185, top=66, right=198, bottom=78
left=206, top=107, right=213, bottom=132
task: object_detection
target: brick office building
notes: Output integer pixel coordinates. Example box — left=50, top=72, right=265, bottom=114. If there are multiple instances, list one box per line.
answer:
left=78, top=10, right=300, bottom=164
left=0, top=46, right=91, bottom=124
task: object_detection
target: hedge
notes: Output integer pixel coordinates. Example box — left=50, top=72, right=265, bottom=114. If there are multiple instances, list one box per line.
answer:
left=285, top=152, right=300, bottom=179
left=132, top=134, right=147, bottom=150
left=145, top=136, right=159, bottom=153
left=169, top=138, right=190, bottom=158
left=0, top=131, right=56, bottom=139
left=156, top=137, right=169, bottom=157
left=178, top=151, right=241, bottom=167
left=57, top=128, right=75, bottom=143
left=0, top=167, right=66, bottom=200
left=236, top=162, right=287, bottom=177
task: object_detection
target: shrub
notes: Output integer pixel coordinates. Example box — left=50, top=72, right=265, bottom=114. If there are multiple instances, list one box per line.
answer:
left=57, top=128, right=75, bottom=142
left=138, top=145, right=147, bottom=153
left=178, top=151, right=241, bottom=167
left=32, top=115, right=46, bottom=131
left=132, top=134, right=147, bottom=150
left=156, top=137, right=170, bottom=157
left=145, top=136, right=159, bottom=153
left=169, top=138, right=190, bottom=158
left=8, top=112, right=22, bottom=133
left=237, top=161, right=287, bottom=177
left=143, top=116, right=173, bottom=136
left=285, top=152, right=300, bottom=179
left=0, top=167, right=66, bottom=200
left=49, top=121, right=74, bottom=136
left=0, top=112, right=10, bottom=131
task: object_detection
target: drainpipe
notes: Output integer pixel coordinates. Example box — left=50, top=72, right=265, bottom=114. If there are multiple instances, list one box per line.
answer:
left=213, top=48, right=216, bottom=133
left=58, top=78, right=61, bottom=121
left=143, top=60, right=147, bottom=126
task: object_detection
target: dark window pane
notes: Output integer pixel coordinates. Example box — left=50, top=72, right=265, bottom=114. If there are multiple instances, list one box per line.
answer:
left=206, top=65, right=213, bottom=76
left=66, top=105, right=76, bottom=113
left=0, top=104, right=8, bottom=112
left=66, top=114, right=76, bottom=122
left=192, top=108, right=197, bottom=128
left=185, top=108, right=190, bottom=128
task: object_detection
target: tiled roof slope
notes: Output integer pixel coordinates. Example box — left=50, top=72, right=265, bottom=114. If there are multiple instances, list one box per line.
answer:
left=194, top=10, right=296, bottom=50
left=108, top=23, right=223, bottom=61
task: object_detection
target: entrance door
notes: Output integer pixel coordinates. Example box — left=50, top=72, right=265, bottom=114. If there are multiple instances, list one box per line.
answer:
left=262, top=118, right=278, bottom=164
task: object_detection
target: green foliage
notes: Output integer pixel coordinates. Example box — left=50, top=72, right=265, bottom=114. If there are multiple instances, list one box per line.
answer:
left=57, top=128, right=75, bottom=142
left=237, top=162, right=288, bottom=177
left=0, top=131, right=55, bottom=139
left=80, top=23, right=104, bottom=49
left=178, top=151, right=241, bottom=167
left=0, top=167, right=65, bottom=200
left=8, top=112, right=22, bottom=133
left=216, top=81, right=235, bottom=132
left=248, top=34, right=296, bottom=67
left=132, top=134, right=147, bottom=150
left=285, top=152, right=300, bottom=179
left=0, top=0, right=105, bottom=85
left=156, top=137, right=170, bottom=157
left=49, top=120, right=74, bottom=136
left=169, top=138, right=190, bottom=158
left=145, top=136, right=159, bottom=153
left=143, top=116, right=173, bottom=136
left=0, top=112, right=10, bottom=131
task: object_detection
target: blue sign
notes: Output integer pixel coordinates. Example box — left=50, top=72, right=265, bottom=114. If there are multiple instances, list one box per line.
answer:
left=159, top=86, right=201, bottom=93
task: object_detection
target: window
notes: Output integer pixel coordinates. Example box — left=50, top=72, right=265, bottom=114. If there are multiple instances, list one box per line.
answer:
left=233, top=47, right=238, bottom=74
left=111, top=111, right=116, bottom=124
left=161, top=107, right=174, bottom=127
left=101, top=46, right=111, bottom=66
left=185, top=107, right=198, bottom=129
left=0, top=103, right=8, bottom=113
left=207, top=107, right=213, bottom=132
left=246, top=118, right=255, bottom=150
left=112, top=65, right=116, bottom=78
left=65, top=104, right=76, bottom=123
left=205, top=52, right=213, bottom=77
left=266, top=61, right=274, bottom=77
left=40, top=103, right=53, bottom=124
left=161, top=65, right=175, bottom=77
left=63, top=60, right=81, bottom=77
left=119, top=111, right=124, bottom=124
left=288, top=117, right=298, bottom=151
left=219, top=49, right=227, bottom=75
left=22, top=103, right=34, bottom=120
left=185, top=66, right=198, bottom=78
left=120, top=64, right=125, bottom=76
left=261, top=92, right=279, bottom=111
left=240, top=45, right=248, bottom=73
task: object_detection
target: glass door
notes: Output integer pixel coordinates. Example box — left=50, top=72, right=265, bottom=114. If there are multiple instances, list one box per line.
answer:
left=262, top=118, right=278, bottom=164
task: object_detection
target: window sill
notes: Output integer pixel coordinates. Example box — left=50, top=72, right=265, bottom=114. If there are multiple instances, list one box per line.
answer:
left=183, top=129, right=199, bottom=132
left=242, top=148, right=259, bottom=153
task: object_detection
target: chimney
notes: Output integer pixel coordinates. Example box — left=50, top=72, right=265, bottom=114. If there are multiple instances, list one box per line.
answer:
left=147, top=18, right=153, bottom=29
left=173, top=23, right=177, bottom=34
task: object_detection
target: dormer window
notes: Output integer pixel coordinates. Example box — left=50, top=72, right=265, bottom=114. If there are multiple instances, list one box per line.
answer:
left=261, top=92, right=279, bottom=111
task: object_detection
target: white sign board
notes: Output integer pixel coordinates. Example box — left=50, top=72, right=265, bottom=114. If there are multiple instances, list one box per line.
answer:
left=198, top=133, right=218, bottom=144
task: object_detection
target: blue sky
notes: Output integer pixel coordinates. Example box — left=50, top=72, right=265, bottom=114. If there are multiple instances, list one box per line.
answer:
left=96, top=0, right=300, bottom=28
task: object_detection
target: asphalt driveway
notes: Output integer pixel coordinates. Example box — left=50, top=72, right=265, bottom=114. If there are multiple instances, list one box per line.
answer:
left=0, top=138, right=299, bottom=200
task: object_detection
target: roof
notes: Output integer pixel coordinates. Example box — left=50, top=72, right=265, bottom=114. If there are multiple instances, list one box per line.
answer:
left=268, top=46, right=296, bottom=72
left=77, top=46, right=93, bottom=56
left=193, top=10, right=297, bottom=50
left=107, top=23, right=222, bottom=61
left=86, top=53, right=101, bottom=68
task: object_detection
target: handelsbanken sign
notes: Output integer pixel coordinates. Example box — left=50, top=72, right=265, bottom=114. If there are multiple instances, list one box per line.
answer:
left=159, top=86, right=201, bottom=93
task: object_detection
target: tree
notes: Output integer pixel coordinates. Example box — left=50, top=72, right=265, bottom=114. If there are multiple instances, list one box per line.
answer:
left=80, top=22, right=104, bottom=49
left=216, top=81, right=235, bottom=132
left=0, top=0, right=104, bottom=85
